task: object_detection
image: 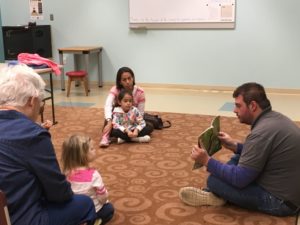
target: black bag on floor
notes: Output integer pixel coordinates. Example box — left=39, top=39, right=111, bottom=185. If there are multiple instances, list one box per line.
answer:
left=144, top=113, right=171, bottom=129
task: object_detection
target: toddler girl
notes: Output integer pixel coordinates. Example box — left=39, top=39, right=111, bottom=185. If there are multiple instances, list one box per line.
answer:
left=61, top=134, right=114, bottom=224
left=111, top=89, right=152, bottom=144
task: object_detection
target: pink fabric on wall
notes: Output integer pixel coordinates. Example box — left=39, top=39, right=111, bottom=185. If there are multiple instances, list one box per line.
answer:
left=18, top=53, right=61, bottom=75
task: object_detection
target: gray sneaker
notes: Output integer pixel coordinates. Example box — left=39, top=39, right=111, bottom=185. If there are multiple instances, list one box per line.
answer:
left=179, top=187, right=226, bottom=207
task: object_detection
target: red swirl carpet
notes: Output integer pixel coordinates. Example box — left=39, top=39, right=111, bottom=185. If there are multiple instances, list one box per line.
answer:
left=44, top=106, right=296, bottom=225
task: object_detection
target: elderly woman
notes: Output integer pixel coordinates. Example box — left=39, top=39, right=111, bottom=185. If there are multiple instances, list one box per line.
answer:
left=0, top=64, right=96, bottom=225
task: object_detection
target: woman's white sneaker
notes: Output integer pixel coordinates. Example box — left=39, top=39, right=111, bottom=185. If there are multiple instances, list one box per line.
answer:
left=117, top=138, right=125, bottom=144
left=131, top=135, right=151, bottom=143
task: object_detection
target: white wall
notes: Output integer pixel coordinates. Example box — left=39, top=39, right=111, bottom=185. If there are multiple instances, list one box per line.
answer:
left=1, top=0, right=300, bottom=89
left=0, top=9, right=4, bottom=62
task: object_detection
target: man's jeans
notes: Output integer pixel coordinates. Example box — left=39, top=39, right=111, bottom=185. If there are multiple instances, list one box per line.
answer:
left=207, top=154, right=299, bottom=216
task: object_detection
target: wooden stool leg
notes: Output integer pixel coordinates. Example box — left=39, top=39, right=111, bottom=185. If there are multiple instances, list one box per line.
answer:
left=67, top=77, right=72, bottom=97
left=83, top=77, right=89, bottom=96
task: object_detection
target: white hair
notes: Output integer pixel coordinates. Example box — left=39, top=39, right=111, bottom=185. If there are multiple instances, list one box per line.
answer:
left=0, top=64, right=46, bottom=107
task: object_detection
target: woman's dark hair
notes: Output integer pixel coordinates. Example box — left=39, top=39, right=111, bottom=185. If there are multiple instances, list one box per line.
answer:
left=233, top=82, right=271, bottom=110
left=117, top=89, right=133, bottom=103
left=116, top=67, right=136, bottom=90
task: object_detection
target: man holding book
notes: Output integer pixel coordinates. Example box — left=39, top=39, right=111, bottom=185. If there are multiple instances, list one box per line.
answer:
left=179, top=82, right=300, bottom=216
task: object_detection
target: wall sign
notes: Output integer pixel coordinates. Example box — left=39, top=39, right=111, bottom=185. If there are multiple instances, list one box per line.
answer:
left=29, top=0, right=44, bottom=20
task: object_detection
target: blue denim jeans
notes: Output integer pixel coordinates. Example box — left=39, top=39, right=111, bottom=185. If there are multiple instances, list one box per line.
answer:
left=207, top=154, right=298, bottom=216
left=96, top=202, right=114, bottom=225
left=47, top=194, right=96, bottom=225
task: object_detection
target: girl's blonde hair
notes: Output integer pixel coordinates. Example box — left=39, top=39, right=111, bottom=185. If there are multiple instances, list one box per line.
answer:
left=61, top=134, right=91, bottom=173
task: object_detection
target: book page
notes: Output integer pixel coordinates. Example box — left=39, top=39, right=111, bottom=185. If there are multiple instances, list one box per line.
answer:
left=193, top=116, right=221, bottom=170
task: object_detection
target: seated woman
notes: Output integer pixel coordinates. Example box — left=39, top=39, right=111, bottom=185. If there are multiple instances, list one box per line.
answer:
left=99, top=66, right=153, bottom=147
left=111, top=89, right=152, bottom=144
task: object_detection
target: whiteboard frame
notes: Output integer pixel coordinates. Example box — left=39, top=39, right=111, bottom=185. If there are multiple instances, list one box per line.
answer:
left=129, top=22, right=235, bottom=29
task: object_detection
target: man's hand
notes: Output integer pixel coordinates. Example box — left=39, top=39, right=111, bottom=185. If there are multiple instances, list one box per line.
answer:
left=191, top=145, right=210, bottom=166
left=218, top=131, right=239, bottom=153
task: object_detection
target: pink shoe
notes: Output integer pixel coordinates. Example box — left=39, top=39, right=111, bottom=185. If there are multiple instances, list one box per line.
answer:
left=99, top=136, right=110, bottom=147
left=99, top=131, right=110, bottom=148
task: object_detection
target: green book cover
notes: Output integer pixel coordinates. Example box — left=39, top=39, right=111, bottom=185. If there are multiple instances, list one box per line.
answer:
left=193, top=116, right=222, bottom=170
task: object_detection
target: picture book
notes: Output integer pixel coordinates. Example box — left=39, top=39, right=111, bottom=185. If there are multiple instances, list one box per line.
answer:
left=193, top=116, right=222, bottom=170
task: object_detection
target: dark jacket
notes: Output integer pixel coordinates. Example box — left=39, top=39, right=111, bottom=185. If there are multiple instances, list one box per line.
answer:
left=0, top=110, right=73, bottom=225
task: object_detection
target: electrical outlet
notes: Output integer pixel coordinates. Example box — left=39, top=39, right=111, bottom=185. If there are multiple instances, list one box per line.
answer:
left=63, top=55, right=68, bottom=65
left=50, top=14, right=54, bottom=21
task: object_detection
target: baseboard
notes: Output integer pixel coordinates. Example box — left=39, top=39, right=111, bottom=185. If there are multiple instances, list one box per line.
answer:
left=140, top=83, right=300, bottom=95
left=47, top=80, right=300, bottom=95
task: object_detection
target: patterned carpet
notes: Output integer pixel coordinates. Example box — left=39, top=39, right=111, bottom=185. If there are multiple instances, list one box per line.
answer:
left=44, top=106, right=296, bottom=225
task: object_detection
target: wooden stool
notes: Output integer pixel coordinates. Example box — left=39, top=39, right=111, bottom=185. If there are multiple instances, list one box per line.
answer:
left=66, top=70, right=89, bottom=97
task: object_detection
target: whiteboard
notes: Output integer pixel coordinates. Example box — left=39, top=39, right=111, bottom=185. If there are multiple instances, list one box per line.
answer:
left=129, top=0, right=236, bottom=29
